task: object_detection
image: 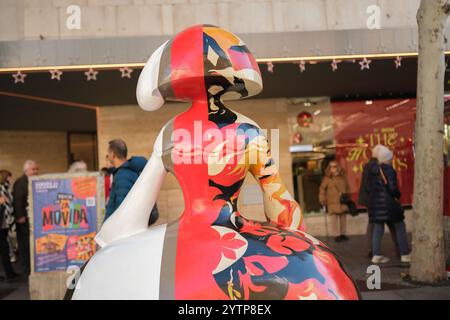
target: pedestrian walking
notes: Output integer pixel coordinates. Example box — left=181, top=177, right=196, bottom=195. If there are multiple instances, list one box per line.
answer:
left=359, top=156, right=400, bottom=258
left=365, top=145, right=411, bottom=264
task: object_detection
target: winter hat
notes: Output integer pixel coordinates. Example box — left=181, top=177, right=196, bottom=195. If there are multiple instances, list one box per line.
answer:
left=372, top=144, right=393, bottom=164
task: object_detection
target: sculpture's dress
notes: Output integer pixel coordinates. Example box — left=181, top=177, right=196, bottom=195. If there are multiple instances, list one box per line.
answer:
left=70, top=25, right=360, bottom=300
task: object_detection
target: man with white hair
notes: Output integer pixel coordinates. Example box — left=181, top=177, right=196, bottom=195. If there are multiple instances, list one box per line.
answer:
left=12, top=160, right=39, bottom=276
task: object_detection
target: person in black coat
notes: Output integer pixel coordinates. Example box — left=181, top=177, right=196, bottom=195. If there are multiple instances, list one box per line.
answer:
left=13, top=160, right=39, bottom=276
left=365, top=145, right=410, bottom=264
left=359, top=158, right=399, bottom=258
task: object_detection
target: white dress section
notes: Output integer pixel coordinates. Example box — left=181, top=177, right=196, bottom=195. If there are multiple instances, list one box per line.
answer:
left=72, top=223, right=167, bottom=300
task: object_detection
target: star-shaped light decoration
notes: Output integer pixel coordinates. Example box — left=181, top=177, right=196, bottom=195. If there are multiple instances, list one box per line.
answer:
left=359, top=57, right=372, bottom=71
left=84, top=68, right=98, bottom=81
left=12, top=70, right=26, bottom=84
left=331, top=59, right=341, bottom=72
left=266, top=61, right=274, bottom=73
left=119, top=66, right=133, bottom=78
left=49, top=69, right=63, bottom=81
left=298, top=60, right=306, bottom=73
left=394, top=56, right=402, bottom=69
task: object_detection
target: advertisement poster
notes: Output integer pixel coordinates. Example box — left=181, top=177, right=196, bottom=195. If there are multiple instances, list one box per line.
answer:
left=331, top=99, right=416, bottom=205
left=31, top=176, right=99, bottom=272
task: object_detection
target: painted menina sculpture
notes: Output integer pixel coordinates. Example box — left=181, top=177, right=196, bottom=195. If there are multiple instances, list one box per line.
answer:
left=70, top=25, right=359, bottom=300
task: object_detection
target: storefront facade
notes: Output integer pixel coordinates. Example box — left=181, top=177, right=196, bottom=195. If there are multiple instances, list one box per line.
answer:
left=2, top=0, right=450, bottom=229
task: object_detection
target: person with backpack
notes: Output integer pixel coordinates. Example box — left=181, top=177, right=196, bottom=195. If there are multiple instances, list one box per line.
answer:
left=364, top=144, right=410, bottom=264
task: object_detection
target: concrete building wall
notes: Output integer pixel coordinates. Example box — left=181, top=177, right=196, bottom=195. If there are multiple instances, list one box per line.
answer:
left=0, top=131, right=68, bottom=179
left=97, top=98, right=294, bottom=225
left=0, top=0, right=422, bottom=41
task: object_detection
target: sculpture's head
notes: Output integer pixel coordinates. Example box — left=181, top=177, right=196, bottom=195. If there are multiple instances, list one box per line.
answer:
left=137, top=25, right=263, bottom=111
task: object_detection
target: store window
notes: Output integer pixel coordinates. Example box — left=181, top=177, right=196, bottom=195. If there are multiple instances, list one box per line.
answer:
left=289, top=97, right=416, bottom=215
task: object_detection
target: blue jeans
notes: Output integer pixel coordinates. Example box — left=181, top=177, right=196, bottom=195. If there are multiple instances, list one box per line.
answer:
left=372, top=221, right=410, bottom=256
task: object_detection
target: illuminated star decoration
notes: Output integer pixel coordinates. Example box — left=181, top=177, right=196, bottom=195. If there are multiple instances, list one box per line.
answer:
left=49, top=69, right=63, bottom=81
left=12, top=70, right=26, bottom=84
left=85, top=68, right=98, bottom=81
left=394, top=56, right=402, bottom=69
left=359, top=57, right=372, bottom=71
left=119, top=66, right=133, bottom=78
left=298, top=60, right=306, bottom=73
left=266, top=61, right=274, bottom=73
left=331, top=59, right=341, bottom=72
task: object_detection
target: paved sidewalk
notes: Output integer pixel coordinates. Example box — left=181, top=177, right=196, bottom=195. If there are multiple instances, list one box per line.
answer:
left=317, top=234, right=450, bottom=299
left=0, top=272, right=29, bottom=300
left=362, top=285, right=450, bottom=300
left=1, top=233, right=448, bottom=300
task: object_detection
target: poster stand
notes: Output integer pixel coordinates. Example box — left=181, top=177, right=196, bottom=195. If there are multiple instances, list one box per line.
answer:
left=28, top=172, right=104, bottom=300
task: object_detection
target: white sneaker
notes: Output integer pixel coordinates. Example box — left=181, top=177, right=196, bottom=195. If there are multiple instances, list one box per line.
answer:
left=401, top=254, right=411, bottom=263
left=371, top=255, right=390, bottom=264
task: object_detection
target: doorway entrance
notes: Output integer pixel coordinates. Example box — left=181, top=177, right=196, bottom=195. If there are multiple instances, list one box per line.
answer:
left=67, top=132, right=98, bottom=171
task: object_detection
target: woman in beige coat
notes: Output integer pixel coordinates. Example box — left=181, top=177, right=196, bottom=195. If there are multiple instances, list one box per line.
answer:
left=319, top=161, right=351, bottom=242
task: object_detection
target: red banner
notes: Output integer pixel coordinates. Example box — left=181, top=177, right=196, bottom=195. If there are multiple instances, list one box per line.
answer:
left=331, top=99, right=416, bottom=205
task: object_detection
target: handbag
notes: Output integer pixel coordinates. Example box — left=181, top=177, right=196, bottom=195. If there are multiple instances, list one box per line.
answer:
left=379, top=167, right=404, bottom=222
left=340, top=193, right=359, bottom=217
left=333, top=182, right=359, bottom=217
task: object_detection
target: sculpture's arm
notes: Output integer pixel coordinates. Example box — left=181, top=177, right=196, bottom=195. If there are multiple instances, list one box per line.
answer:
left=95, top=130, right=167, bottom=247
left=248, top=130, right=305, bottom=231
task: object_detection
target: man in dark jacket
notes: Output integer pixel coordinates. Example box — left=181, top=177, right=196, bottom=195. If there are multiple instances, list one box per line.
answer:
left=13, top=160, right=39, bottom=276
left=104, top=139, right=159, bottom=223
